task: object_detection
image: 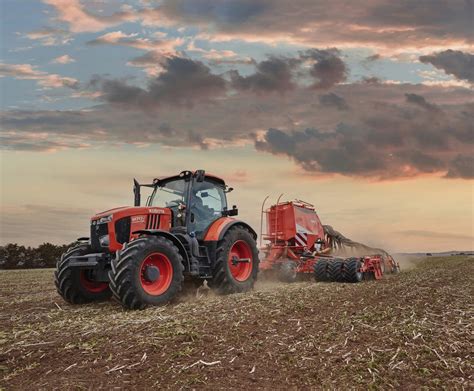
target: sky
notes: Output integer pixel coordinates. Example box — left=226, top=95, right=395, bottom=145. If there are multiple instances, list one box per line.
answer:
left=0, top=0, right=473, bottom=252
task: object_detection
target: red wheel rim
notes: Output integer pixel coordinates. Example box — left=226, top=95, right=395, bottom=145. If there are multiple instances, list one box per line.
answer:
left=79, top=271, right=108, bottom=293
left=140, top=253, right=173, bottom=295
left=228, top=240, right=253, bottom=282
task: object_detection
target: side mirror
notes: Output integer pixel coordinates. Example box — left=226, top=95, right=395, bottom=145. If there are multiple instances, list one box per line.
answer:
left=226, top=205, right=239, bottom=216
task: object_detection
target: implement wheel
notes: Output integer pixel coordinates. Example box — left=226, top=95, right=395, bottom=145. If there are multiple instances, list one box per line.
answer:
left=343, top=257, right=363, bottom=283
left=278, top=261, right=298, bottom=283
left=109, top=236, right=184, bottom=310
left=314, top=259, right=329, bottom=281
left=208, top=226, right=259, bottom=294
left=55, top=243, right=111, bottom=304
left=328, top=259, right=344, bottom=282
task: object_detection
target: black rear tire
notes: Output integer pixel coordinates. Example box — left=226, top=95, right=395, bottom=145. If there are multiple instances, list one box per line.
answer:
left=314, top=259, right=329, bottom=281
left=55, top=243, right=112, bottom=304
left=278, top=261, right=298, bottom=283
left=343, top=257, right=363, bottom=283
left=328, top=259, right=344, bottom=282
left=109, top=236, right=184, bottom=310
left=208, top=226, right=259, bottom=294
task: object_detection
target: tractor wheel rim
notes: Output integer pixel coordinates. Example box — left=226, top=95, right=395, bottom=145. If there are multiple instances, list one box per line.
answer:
left=140, top=253, right=173, bottom=295
left=79, top=271, right=108, bottom=293
left=228, top=240, right=253, bottom=282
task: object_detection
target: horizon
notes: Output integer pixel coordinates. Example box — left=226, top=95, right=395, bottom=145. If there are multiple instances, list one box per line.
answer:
left=1, top=0, right=473, bottom=253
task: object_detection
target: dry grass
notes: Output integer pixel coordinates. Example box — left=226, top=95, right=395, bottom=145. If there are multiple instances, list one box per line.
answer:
left=0, top=256, right=472, bottom=389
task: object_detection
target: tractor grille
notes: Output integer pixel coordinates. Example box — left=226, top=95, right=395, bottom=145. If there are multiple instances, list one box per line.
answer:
left=146, top=214, right=161, bottom=230
left=90, top=221, right=108, bottom=251
left=115, top=217, right=131, bottom=244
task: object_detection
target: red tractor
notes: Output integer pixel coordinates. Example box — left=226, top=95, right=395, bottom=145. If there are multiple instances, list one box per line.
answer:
left=55, top=170, right=259, bottom=309
left=259, top=197, right=399, bottom=283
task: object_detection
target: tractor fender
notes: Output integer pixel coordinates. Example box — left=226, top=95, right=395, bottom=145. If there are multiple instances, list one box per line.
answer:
left=203, top=217, right=257, bottom=242
left=132, top=229, right=190, bottom=271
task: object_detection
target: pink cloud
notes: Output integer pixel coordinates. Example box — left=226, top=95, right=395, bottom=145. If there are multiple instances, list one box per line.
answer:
left=43, top=0, right=136, bottom=33
left=51, top=54, right=75, bottom=64
left=0, top=62, right=78, bottom=89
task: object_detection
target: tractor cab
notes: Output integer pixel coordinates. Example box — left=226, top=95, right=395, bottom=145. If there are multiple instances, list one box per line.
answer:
left=139, top=170, right=237, bottom=238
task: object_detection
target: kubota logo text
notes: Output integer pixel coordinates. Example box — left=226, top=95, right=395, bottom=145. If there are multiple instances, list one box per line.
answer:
left=148, top=209, right=164, bottom=214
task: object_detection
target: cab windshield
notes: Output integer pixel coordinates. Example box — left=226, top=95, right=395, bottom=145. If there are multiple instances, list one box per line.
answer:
left=147, top=178, right=188, bottom=208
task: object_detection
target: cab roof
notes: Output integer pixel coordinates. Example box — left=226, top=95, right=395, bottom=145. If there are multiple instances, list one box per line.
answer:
left=155, top=170, right=226, bottom=187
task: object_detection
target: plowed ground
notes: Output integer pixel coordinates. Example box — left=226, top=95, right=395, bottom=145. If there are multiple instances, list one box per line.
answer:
left=1, top=256, right=472, bottom=389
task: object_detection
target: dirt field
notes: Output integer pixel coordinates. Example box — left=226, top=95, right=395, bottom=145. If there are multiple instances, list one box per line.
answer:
left=1, top=256, right=472, bottom=390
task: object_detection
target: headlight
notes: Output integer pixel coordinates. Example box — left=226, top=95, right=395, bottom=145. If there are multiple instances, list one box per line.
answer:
left=99, top=235, right=110, bottom=247
left=98, top=215, right=113, bottom=224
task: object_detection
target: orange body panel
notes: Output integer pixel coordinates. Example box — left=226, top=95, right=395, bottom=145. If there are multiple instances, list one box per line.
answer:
left=202, top=217, right=236, bottom=241
left=264, top=202, right=324, bottom=250
left=91, top=206, right=172, bottom=252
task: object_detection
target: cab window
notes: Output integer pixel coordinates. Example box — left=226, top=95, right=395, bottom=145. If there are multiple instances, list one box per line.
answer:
left=189, top=180, right=227, bottom=234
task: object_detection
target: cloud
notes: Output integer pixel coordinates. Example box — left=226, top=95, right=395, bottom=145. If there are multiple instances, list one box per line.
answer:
left=126, top=51, right=168, bottom=76
left=128, top=51, right=165, bottom=67
left=158, top=0, right=268, bottom=26
left=404, top=93, right=440, bottom=112
left=445, top=155, right=474, bottom=179
left=92, top=56, right=227, bottom=108
left=1, top=133, right=89, bottom=152
left=154, top=0, right=473, bottom=50
left=42, top=1, right=472, bottom=51
left=43, top=0, right=137, bottom=33
left=230, top=56, right=297, bottom=94
left=96, top=50, right=347, bottom=106
left=229, top=49, right=347, bottom=94
left=186, top=41, right=238, bottom=60
left=87, top=31, right=183, bottom=53
left=319, top=93, right=349, bottom=110
left=51, top=54, right=75, bottom=64
left=255, top=123, right=467, bottom=179
left=1, top=83, right=473, bottom=180
left=254, top=89, right=474, bottom=179
left=365, top=54, right=381, bottom=62
left=301, top=49, right=347, bottom=89
left=24, top=27, right=72, bottom=46
left=419, top=50, right=474, bottom=83
left=0, top=62, right=78, bottom=89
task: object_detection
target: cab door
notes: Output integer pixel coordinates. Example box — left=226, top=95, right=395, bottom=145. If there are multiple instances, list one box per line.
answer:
left=188, top=180, right=227, bottom=236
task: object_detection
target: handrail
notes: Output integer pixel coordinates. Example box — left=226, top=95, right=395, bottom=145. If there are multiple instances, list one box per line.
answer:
left=259, top=195, right=269, bottom=248
left=274, top=193, right=284, bottom=244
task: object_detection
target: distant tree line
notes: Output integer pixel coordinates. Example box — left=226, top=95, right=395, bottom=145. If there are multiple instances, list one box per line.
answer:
left=0, top=243, right=73, bottom=269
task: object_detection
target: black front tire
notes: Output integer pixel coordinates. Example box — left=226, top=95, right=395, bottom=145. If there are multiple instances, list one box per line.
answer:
left=55, top=243, right=112, bottom=304
left=109, top=236, right=184, bottom=310
left=208, top=226, right=259, bottom=295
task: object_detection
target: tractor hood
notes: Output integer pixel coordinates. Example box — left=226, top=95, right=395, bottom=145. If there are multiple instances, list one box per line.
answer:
left=91, top=206, right=170, bottom=221
left=89, top=206, right=173, bottom=252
